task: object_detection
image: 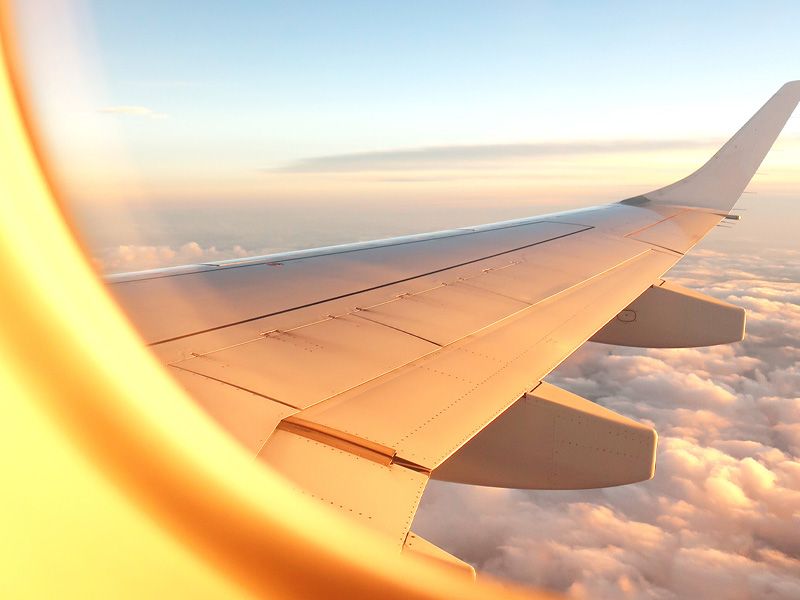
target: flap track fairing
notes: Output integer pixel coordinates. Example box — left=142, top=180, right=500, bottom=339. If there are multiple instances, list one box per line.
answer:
left=590, top=280, right=745, bottom=348
left=431, top=382, right=657, bottom=490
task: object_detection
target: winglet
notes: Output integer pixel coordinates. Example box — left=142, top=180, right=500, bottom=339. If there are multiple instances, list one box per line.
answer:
left=623, top=81, right=800, bottom=211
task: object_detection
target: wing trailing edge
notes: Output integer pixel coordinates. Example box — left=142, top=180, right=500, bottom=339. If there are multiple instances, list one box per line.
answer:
left=402, top=532, right=476, bottom=580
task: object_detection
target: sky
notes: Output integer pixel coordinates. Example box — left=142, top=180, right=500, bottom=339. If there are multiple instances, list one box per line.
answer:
left=9, top=1, right=800, bottom=598
left=11, top=0, right=800, bottom=211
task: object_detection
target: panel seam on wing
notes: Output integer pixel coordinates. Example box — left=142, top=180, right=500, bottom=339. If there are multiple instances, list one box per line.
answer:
left=145, top=225, right=594, bottom=346
left=169, top=364, right=300, bottom=410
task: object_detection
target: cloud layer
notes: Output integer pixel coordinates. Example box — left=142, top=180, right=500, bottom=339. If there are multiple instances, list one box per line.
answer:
left=93, top=241, right=252, bottom=273
left=414, top=246, right=800, bottom=599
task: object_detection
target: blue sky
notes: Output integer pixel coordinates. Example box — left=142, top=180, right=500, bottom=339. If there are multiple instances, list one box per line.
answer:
left=86, top=0, right=800, bottom=157
left=13, top=0, right=800, bottom=206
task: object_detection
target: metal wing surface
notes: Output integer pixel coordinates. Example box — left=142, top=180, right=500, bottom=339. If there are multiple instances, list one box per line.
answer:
left=110, top=82, right=800, bottom=573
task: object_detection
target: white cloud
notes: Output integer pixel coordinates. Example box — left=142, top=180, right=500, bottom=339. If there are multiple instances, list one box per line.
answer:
left=414, top=247, right=800, bottom=599
left=94, top=242, right=250, bottom=273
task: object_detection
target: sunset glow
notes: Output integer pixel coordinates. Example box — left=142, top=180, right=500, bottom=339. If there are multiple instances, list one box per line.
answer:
left=6, top=1, right=800, bottom=598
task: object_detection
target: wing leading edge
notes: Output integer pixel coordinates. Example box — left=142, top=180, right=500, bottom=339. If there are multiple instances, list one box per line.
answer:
left=113, top=82, right=799, bottom=571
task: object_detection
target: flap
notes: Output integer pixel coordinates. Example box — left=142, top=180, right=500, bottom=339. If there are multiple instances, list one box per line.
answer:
left=258, top=428, right=428, bottom=549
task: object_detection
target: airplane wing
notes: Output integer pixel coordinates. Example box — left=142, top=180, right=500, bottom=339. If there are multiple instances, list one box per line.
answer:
left=110, top=81, right=800, bottom=575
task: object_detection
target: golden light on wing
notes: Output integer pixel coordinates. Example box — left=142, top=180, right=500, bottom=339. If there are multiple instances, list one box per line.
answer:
left=0, top=5, right=549, bottom=598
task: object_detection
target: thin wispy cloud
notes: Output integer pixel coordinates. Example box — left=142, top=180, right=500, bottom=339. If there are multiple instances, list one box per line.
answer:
left=98, top=105, right=168, bottom=120
left=270, top=139, right=717, bottom=173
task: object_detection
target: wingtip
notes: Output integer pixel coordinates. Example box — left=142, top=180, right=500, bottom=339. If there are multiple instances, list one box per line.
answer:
left=778, top=81, right=800, bottom=106
left=633, top=81, right=800, bottom=211
left=780, top=80, right=800, bottom=93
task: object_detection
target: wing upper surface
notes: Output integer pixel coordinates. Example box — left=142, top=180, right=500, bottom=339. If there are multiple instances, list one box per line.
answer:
left=113, top=202, right=700, bottom=551
left=110, top=82, right=799, bottom=560
left=291, top=248, right=675, bottom=468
